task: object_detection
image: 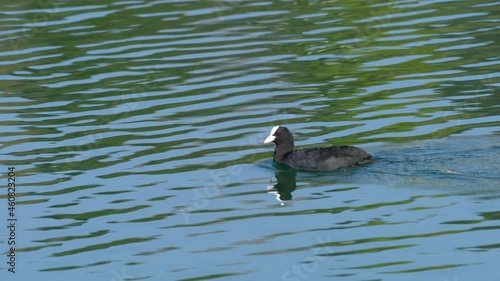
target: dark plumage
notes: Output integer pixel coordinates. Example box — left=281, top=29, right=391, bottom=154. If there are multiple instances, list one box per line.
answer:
left=264, top=126, right=373, bottom=171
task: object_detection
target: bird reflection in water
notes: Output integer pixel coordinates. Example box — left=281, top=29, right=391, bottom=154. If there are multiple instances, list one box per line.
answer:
left=267, top=163, right=297, bottom=205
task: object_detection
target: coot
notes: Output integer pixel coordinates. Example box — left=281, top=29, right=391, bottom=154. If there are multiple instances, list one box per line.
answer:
left=264, top=126, right=373, bottom=171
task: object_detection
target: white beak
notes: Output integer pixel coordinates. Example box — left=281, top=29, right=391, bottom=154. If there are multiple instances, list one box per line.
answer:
left=264, top=135, right=276, bottom=143
left=264, top=126, right=280, bottom=144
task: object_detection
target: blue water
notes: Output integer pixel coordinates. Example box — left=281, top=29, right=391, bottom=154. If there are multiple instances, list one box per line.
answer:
left=0, top=0, right=499, bottom=280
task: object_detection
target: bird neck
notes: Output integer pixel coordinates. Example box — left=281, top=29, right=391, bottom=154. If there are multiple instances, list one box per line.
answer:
left=274, top=142, right=294, bottom=161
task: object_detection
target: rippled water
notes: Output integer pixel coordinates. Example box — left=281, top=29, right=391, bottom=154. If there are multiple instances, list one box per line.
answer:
left=1, top=0, right=499, bottom=280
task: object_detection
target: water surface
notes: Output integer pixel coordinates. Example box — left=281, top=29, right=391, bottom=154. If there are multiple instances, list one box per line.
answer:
left=0, top=0, right=499, bottom=280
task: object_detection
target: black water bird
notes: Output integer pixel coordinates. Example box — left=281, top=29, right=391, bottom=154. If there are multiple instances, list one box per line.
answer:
left=264, top=126, right=373, bottom=171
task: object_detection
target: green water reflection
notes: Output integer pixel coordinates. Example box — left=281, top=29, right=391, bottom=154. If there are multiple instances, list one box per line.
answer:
left=0, top=0, right=499, bottom=280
